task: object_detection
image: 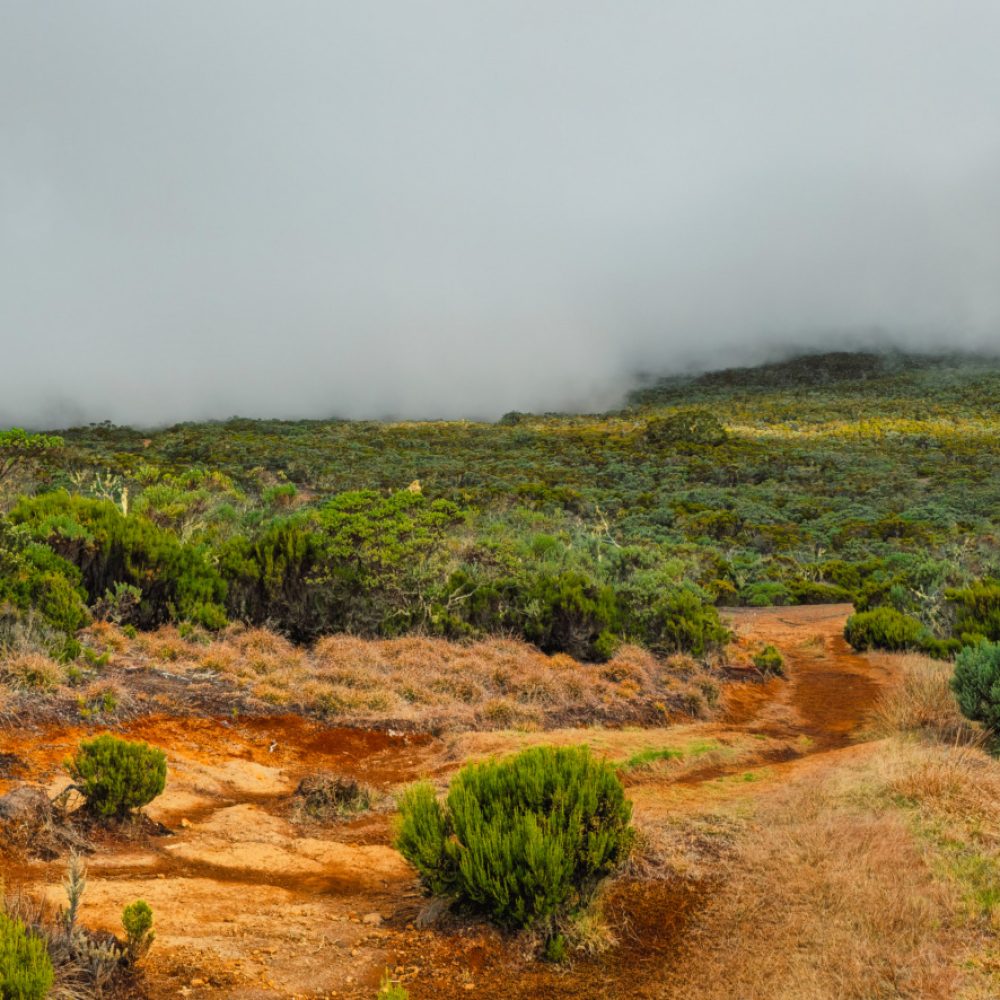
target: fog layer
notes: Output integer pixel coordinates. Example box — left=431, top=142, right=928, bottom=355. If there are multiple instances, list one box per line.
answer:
left=2, top=2, right=999, bottom=426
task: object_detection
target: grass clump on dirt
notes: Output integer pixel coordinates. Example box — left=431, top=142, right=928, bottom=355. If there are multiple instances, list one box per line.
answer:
left=0, top=912, right=54, bottom=1000
left=376, top=970, right=409, bottom=999
left=396, top=745, right=634, bottom=934
left=65, top=734, right=166, bottom=819
left=752, top=644, right=784, bottom=676
left=292, top=773, right=373, bottom=822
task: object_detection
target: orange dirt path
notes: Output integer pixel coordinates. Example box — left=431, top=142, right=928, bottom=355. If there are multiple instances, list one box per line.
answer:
left=1, top=604, right=896, bottom=998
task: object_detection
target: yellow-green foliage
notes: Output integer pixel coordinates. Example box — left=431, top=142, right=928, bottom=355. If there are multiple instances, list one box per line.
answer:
left=66, top=734, right=167, bottom=819
left=396, top=746, right=634, bottom=930
left=0, top=913, right=54, bottom=1000
left=2, top=351, right=998, bottom=658
left=121, top=900, right=155, bottom=960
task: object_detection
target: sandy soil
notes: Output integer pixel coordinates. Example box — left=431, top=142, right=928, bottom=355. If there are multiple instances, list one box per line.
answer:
left=1, top=604, right=898, bottom=999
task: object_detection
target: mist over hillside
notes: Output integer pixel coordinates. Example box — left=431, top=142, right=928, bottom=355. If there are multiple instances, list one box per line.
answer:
left=3, top=3, right=999, bottom=427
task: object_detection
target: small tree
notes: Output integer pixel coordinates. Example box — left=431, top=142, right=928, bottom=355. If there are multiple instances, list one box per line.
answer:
left=396, top=746, right=633, bottom=933
left=951, top=640, right=1000, bottom=734
left=121, top=900, right=155, bottom=961
left=0, top=913, right=54, bottom=1000
left=66, top=735, right=166, bottom=819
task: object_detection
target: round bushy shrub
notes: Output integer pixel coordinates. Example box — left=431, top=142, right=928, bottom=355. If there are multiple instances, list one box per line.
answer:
left=0, top=912, right=54, bottom=1000
left=122, top=899, right=155, bottom=960
left=951, top=640, right=1000, bottom=734
left=644, top=409, right=728, bottom=447
left=66, top=734, right=167, bottom=819
left=844, top=607, right=928, bottom=652
left=396, top=746, right=634, bottom=930
left=753, top=644, right=785, bottom=676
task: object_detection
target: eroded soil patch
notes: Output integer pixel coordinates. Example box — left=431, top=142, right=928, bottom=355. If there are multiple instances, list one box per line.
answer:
left=1, top=605, right=898, bottom=998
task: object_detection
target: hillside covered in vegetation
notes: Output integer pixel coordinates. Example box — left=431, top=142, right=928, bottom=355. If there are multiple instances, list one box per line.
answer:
left=2, top=350, right=998, bottom=665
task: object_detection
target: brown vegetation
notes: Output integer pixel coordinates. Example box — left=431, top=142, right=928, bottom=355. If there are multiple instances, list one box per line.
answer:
left=82, top=623, right=721, bottom=731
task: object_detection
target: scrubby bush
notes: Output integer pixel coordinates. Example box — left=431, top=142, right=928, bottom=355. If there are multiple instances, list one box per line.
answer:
left=0, top=912, right=54, bottom=1000
left=644, top=408, right=728, bottom=447
left=522, top=571, right=619, bottom=661
left=946, top=581, right=1000, bottom=645
left=396, top=746, right=633, bottom=931
left=951, top=640, right=1000, bottom=735
left=844, top=608, right=929, bottom=652
left=753, top=644, right=785, bottom=676
left=66, top=735, right=167, bottom=819
left=292, top=774, right=372, bottom=821
left=121, top=900, right=155, bottom=961
left=10, top=493, right=226, bottom=631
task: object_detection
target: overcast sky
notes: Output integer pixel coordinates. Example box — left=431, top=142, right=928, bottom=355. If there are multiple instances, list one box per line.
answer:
left=2, top=2, right=999, bottom=426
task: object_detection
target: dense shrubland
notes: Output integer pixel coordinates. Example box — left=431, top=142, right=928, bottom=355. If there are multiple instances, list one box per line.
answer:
left=1, top=351, right=998, bottom=667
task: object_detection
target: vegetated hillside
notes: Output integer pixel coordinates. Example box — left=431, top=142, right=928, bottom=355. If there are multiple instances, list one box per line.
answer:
left=1, top=350, right=998, bottom=664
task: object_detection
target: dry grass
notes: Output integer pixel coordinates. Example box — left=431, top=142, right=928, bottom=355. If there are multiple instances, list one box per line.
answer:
left=81, top=624, right=722, bottom=732
left=0, top=652, right=66, bottom=691
left=660, top=761, right=959, bottom=999
left=650, top=652, right=1000, bottom=998
left=867, top=653, right=983, bottom=746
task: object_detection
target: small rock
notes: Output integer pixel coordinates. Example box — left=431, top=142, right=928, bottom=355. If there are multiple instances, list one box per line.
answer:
left=179, top=818, right=191, bottom=829
left=362, top=913, right=383, bottom=926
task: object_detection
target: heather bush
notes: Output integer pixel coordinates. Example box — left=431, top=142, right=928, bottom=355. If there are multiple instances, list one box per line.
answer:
left=844, top=608, right=930, bottom=653
left=0, top=913, right=53, bottom=1000
left=396, top=746, right=633, bottom=931
left=951, top=640, right=1000, bottom=735
left=753, top=644, right=784, bottom=676
left=644, top=408, right=728, bottom=446
left=121, top=900, right=154, bottom=961
left=66, top=735, right=167, bottom=819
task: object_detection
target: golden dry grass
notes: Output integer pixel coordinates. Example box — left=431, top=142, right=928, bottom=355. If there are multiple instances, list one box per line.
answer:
left=660, top=758, right=959, bottom=999
left=651, top=653, right=1000, bottom=999
left=0, top=652, right=65, bottom=691
left=81, top=624, right=721, bottom=732
left=867, top=652, right=983, bottom=746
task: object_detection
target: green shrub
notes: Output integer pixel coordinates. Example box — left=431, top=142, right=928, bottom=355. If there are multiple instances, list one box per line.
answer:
left=753, top=644, right=784, bottom=676
left=121, top=900, right=155, bottom=961
left=0, top=912, right=54, bottom=1000
left=844, top=608, right=929, bottom=652
left=543, top=933, right=568, bottom=963
left=644, top=409, right=728, bottom=447
left=946, top=581, right=1000, bottom=645
left=377, top=970, right=409, bottom=1000
left=396, top=746, right=634, bottom=931
left=523, top=571, right=619, bottom=661
left=11, top=493, right=226, bottom=631
left=951, top=640, right=1000, bottom=734
left=742, top=581, right=793, bottom=607
left=66, top=734, right=167, bottom=819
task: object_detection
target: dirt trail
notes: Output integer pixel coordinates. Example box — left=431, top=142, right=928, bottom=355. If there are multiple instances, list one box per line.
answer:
left=2, top=604, right=896, bottom=999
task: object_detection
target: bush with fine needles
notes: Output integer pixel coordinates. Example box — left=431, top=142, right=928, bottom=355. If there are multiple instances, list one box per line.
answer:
left=0, top=913, right=54, bottom=1000
left=951, top=640, right=1000, bottom=735
left=396, top=745, right=633, bottom=931
left=66, top=734, right=166, bottom=819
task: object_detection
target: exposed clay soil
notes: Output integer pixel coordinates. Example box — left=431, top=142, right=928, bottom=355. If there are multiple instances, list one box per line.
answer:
left=1, top=604, right=898, bottom=999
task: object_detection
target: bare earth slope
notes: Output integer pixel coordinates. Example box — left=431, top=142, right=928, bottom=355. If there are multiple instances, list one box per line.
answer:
left=4, top=606, right=963, bottom=999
